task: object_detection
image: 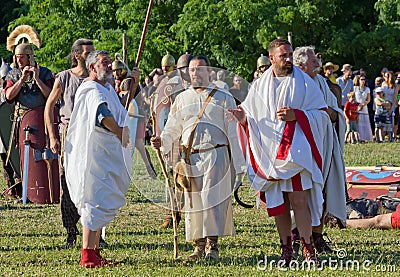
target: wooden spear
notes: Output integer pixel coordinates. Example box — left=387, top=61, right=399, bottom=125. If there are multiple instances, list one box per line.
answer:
left=125, top=0, right=179, bottom=258
left=125, top=0, right=154, bottom=110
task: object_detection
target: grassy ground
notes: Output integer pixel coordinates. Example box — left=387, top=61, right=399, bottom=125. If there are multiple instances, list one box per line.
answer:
left=0, top=143, right=400, bottom=276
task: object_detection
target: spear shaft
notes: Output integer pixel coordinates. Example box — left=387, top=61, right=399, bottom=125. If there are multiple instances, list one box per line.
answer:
left=135, top=0, right=154, bottom=67
left=125, top=0, right=154, bottom=109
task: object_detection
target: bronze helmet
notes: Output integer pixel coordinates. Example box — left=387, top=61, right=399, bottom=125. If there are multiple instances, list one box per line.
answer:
left=176, top=52, right=193, bottom=69
left=257, top=54, right=270, bottom=70
left=112, top=53, right=129, bottom=76
left=161, top=52, right=175, bottom=72
left=7, top=25, right=41, bottom=67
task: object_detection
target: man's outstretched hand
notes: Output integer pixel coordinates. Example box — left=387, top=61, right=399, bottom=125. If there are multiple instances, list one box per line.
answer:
left=227, top=105, right=247, bottom=125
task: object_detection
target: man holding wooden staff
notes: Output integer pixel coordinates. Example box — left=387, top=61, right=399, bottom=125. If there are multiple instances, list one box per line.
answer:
left=151, top=55, right=246, bottom=260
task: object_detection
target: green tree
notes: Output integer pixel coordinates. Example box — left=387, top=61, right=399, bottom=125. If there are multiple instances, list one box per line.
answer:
left=7, top=0, right=186, bottom=76
left=0, top=0, right=24, bottom=61
left=2, top=0, right=400, bottom=80
left=173, top=0, right=271, bottom=79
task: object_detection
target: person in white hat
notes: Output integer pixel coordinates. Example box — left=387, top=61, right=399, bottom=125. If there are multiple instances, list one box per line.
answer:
left=323, top=62, right=339, bottom=84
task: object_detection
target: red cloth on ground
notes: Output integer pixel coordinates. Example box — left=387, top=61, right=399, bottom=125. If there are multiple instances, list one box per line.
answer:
left=390, top=204, right=400, bottom=229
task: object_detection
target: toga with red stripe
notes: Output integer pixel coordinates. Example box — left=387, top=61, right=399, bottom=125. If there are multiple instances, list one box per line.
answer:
left=238, top=66, right=332, bottom=226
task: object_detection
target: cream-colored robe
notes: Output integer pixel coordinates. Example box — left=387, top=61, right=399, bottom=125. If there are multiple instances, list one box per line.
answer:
left=65, top=81, right=132, bottom=231
left=160, top=84, right=246, bottom=241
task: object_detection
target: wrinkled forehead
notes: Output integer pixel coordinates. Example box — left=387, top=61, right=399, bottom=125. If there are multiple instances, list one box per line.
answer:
left=98, top=54, right=112, bottom=63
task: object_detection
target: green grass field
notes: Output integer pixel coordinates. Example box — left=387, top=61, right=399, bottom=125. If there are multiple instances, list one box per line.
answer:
left=1, top=143, right=400, bottom=276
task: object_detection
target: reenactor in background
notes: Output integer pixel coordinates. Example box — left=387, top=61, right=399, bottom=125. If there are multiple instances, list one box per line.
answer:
left=229, top=74, right=248, bottom=105
left=5, top=26, right=54, bottom=112
left=44, top=38, right=94, bottom=248
left=161, top=52, right=176, bottom=76
left=213, top=70, right=229, bottom=90
left=150, top=53, right=179, bottom=227
left=4, top=25, right=55, bottom=205
left=112, top=53, right=131, bottom=96
left=256, top=54, right=270, bottom=77
left=112, top=53, right=156, bottom=178
left=151, top=53, right=177, bottom=136
left=0, top=59, right=18, bottom=198
left=170, top=52, right=193, bottom=102
left=159, top=52, right=193, bottom=229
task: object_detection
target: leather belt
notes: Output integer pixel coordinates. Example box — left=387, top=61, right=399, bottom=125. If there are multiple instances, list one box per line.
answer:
left=190, top=144, right=227, bottom=154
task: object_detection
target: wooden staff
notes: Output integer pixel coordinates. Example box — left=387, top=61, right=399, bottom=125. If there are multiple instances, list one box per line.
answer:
left=122, top=33, right=128, bottom=65
left=125, top=0, right=154, bottom=110
left=150, top=96, right=179, bottom=259
left=126, top=0, right=179, bottom=258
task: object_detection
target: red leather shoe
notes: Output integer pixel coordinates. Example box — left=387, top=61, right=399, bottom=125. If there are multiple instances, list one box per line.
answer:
left=278, top=236, right=295, bottom=266
left=80, top=248, right=104, bottom=268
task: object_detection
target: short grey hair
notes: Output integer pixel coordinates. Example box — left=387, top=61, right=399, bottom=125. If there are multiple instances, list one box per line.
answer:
left=293, top=46, right=315, bottom=66
left=86, top=50, right=109, bottom=70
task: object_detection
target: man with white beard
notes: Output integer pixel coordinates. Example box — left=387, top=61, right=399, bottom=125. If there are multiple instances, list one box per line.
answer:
left=65, top=50, right=140, bottom=268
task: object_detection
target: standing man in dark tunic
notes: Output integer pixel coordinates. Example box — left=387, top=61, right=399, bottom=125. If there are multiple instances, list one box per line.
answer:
left=44, top=38, right=94, bottom=248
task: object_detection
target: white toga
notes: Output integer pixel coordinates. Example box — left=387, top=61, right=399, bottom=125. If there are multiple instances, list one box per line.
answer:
left=65, top=81, right=132, bottom=230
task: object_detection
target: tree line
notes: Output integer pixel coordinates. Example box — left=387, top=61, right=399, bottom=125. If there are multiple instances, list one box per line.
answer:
left=1, top=0, right=400, bottom=80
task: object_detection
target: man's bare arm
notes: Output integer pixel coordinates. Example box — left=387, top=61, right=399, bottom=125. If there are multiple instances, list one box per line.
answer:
left=44, top=78, right=62, bottom=154
left=101, top=116, right=130, bottom=147
left=5, top=66, right=31, bottom=101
